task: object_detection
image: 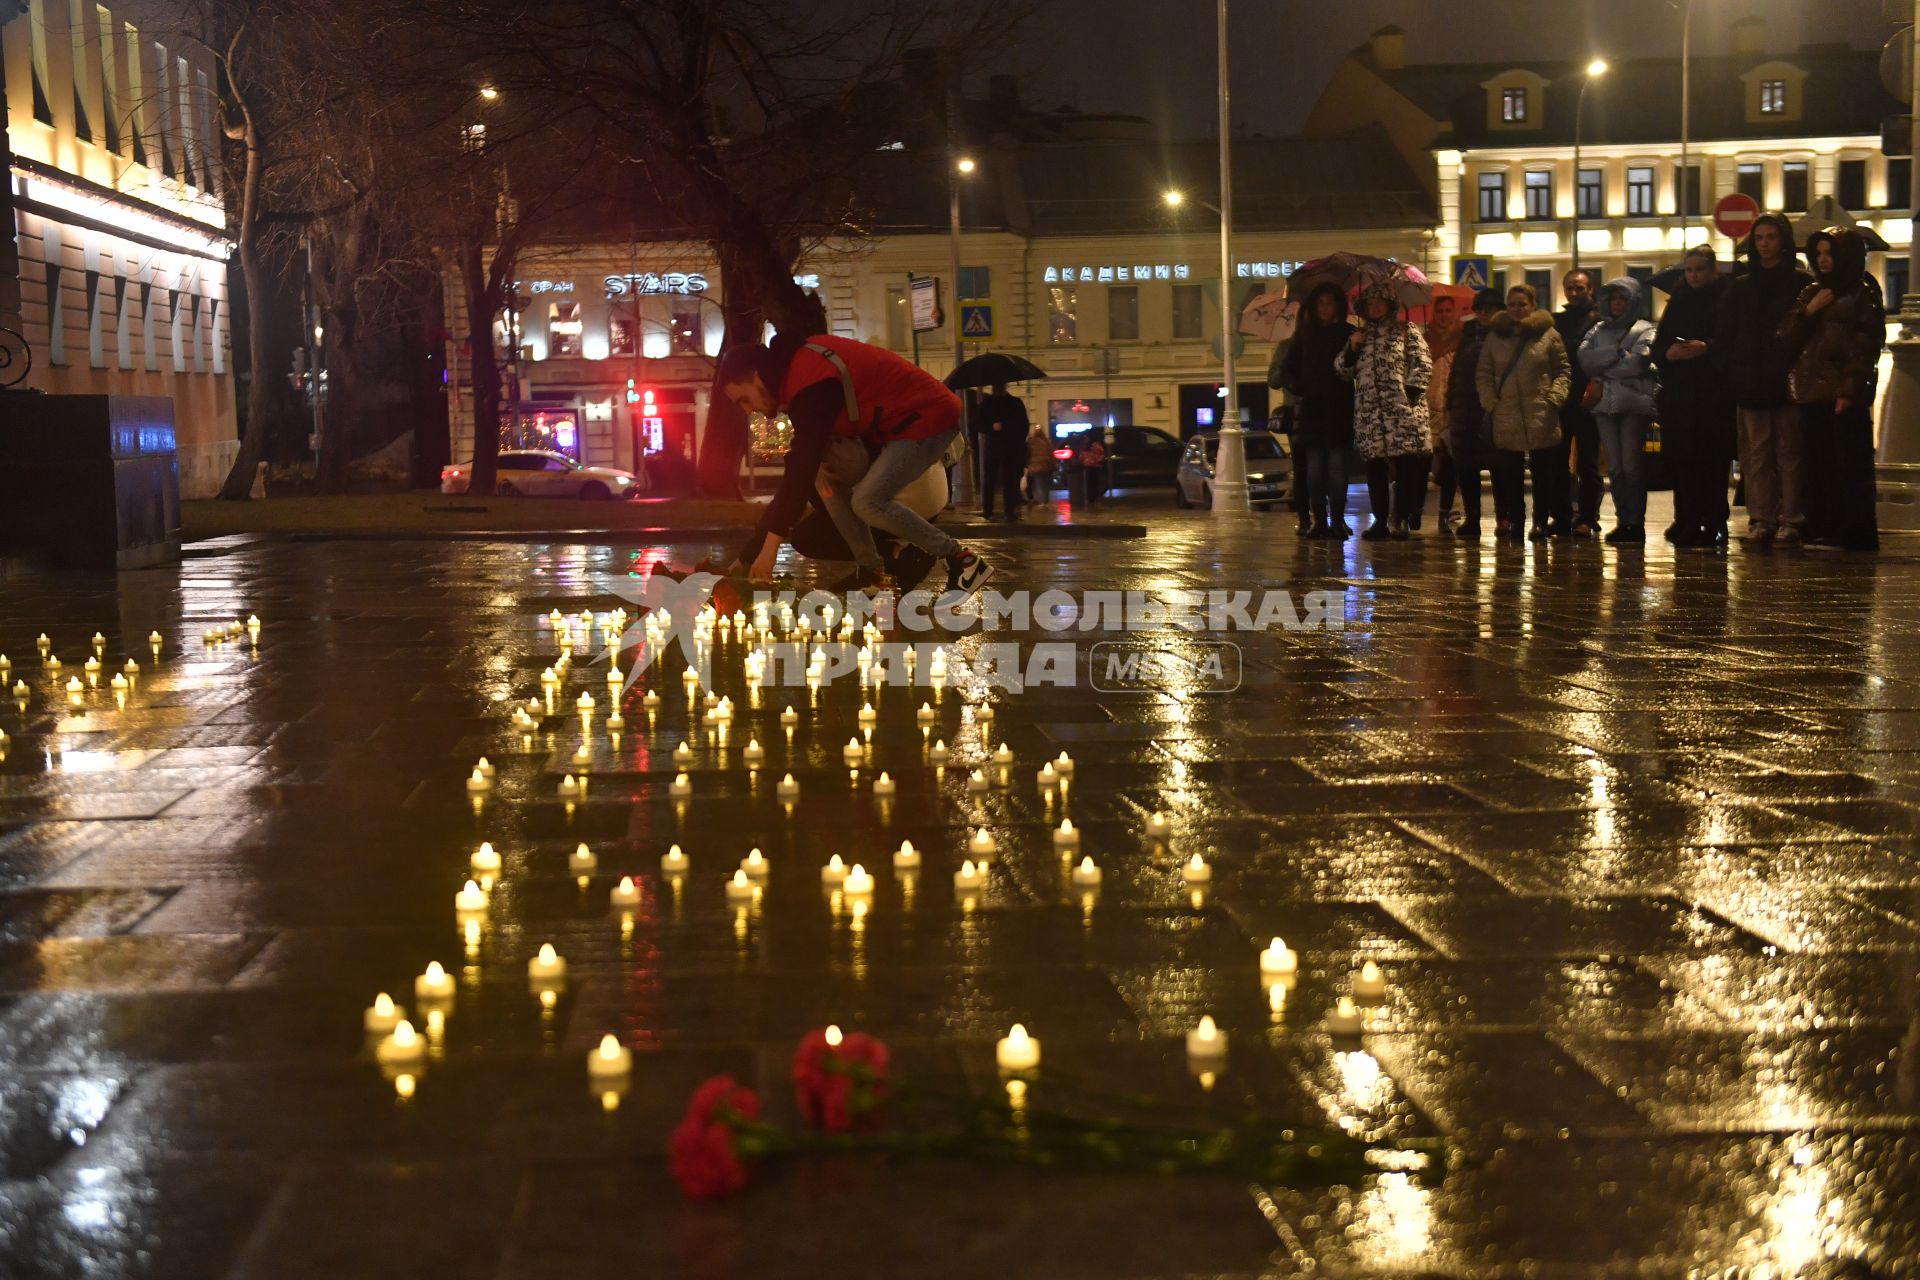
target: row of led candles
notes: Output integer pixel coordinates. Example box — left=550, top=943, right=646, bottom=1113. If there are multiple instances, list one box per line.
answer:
left=7, top=630, right=172, bottom=704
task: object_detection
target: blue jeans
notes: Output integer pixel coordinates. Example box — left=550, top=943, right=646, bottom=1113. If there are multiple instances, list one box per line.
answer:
left=823, top=427, right=964, bottom=570
left=1302, top=446, right=1348, bottom=523
left=1593, top=412, right=1649, bottom=528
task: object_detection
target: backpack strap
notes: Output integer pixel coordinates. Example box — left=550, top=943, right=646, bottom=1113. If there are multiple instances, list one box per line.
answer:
left=803, top=342, right=860, bottom=424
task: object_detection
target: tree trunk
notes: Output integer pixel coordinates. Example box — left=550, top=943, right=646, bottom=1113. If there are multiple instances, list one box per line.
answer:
left=315, top=306, right=357, bottom=491
left=461, top=240, right=503, bottom=495
left=217, top=119, right=272, bottom=500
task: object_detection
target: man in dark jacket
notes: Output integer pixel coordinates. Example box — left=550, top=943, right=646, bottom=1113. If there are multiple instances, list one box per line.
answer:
left=1652, top=246, right=1736, bottom=546
left=974, top=382, right=1030, bottom=521
left=1713, top=213, right=1815, bottom=548
left=1548, top=269, right=1603, bottom=538
left=1444, top=288, right=1504, bottom=538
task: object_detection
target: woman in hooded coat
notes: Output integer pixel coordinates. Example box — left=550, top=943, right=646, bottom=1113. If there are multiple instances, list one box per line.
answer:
left=1779, top=226, right=1886, bottom=551
left=1652, top=246, right=1736, bottom=546
left=1279, top=282, right=1358, bottom=537
left=1335, top=280, right=1433, bottom=539
left=1577, top=276, right=1660, bottom=543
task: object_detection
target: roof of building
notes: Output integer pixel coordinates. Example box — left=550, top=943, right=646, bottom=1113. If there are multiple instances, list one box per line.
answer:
left=1350, top=42, right=1896, bottom=148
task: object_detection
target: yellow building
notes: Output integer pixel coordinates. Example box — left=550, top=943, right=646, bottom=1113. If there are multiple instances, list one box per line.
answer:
left=3, top=0, right=236, bottom=497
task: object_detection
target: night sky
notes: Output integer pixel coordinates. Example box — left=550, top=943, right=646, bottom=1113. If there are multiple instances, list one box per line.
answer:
left=991, top=0, right=1896, bottom=137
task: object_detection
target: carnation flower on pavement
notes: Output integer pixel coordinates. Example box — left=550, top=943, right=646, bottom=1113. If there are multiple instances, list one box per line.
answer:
left=791, top=1029, right=891, bottom=1133
left=668, top=1075, right=766, bottom=1200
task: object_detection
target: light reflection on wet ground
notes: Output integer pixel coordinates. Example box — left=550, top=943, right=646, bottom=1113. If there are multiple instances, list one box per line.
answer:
left=2, top=513, right=1919, bottom=1277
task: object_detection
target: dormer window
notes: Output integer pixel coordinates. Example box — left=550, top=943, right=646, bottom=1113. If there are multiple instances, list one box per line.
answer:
left=1502, top=88, right=1528, bottom=123
left=1742, top=62, right=1805, bottom=124
left=1759, top=80, right=1786, bottom=115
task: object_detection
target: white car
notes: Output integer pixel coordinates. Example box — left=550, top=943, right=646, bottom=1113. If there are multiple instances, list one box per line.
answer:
left=441, top=450, right=640, bottom=500
left=1175, top=430, right=1293, bottom=509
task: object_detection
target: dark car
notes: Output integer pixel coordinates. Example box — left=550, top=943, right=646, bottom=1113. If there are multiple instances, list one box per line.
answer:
left=1052, top=425, right=1186, bottom=493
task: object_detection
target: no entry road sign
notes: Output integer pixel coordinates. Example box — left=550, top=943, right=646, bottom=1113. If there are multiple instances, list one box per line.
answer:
left=1714, top=193, right=1761, bottom=241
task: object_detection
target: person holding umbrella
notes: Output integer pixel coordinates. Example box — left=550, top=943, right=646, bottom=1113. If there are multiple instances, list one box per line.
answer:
left=974, top=382, right=1030, bottom=521
left=1335, top=276, right=1433, bottom=539
left=1277, top=282, right=1356, bottom=538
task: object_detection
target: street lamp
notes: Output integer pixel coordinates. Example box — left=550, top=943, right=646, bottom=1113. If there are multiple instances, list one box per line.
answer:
left=1209, top=0, right=1250, bottom=512
left=948, top=147, right=975, bottom=503
left=1571, top=58, right=1609, bottom=279
left=479, top=85, right=499, bottom=101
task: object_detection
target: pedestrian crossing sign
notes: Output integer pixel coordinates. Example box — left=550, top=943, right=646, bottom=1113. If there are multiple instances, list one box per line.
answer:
left=1452, top=256, right=1492, bottom=290
left=960, top=303, right=994, bottom=340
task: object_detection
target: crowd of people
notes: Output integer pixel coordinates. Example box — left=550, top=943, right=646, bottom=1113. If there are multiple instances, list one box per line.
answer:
left=1274, top=220, right=1889, bottom=551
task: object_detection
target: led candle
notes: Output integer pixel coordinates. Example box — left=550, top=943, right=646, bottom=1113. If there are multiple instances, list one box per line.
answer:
left=414, top=962, right=455, bottom=1004
left=917, top=702, right=935, bottom=724
left=1036, top=763, right=1057, bottom=789
left=742, top=738, right=764, bottom=765
left=454, top=879, right=489, bottom=915
left=226, top=620, right=244, bottom=639
left=674, top=741, right=693, bottom=764
left=109, top=674, right=128, bottom=693
left=1181, top=853, right=1212, bottom=884
left=929, top=650, right=948, bottom=678
left=569, top=843, right=598, bottom=876
left=1351, top=960, right=1388, bottom=1003
left=643, top=690, right=661, bottom=710
left=148, top=631, right=163, bottom=651
left=65, top=677, right=84, bottom=704
left=703, top=692, right=719, bottom=711
left=122, top=659, right=139, bottom=677
left=682, top=668, right=700, bottom=688
left=872, top=771, right=896, bottom=797
left=843, top=863, right=875, bottom=896
left=376, top=1019, right=425, bottom=1066
left=725, top=869, right=756, bottom=902
left=606, top=666, right=623, bottom=688
left=893, top=840, right=921, bottom=870
left=1071, top=856, right=1102, bottom=887
left=246, top=615, right=261, bottom=638
left=572, top=743, right=592, bottom=766
left=1146, top=811, right=1173, bottom=839
left=741, top=848, right=769, bottom=879
left=966, top=769, right=988, bottom=793
left=928, top=739, right=950, bottom=765
left=541, top=667, right=560, bottom=689
left=557, top=774, right=581, bottom=800
left=859, top=702, right=877, bottom=725
left=475, top=757, right=496, bottom=779
left=363, top=992, right=402, bottom=1036
left=45, top=654, right=61, bottom=670
left=820, top=854, right=848, bottom=885
left=1326, top=997, right=1364, bottom=1037
left=11, top=681, right=28, bottom=699
left=466, top=768, right=492, bottom=795
left=995, top=1023, right=1040, bottom=1072
left=954, top=858, right=986, bottom=891
left=36, top=634, right=50, bottom=654
left=974, top=703, right=995, bottom=723
left=1053, top=752, right=1075, bottom=777
left=669, top=773, right=692, bottom=798
left=713, top=697, right=733, bottom=722
left=780, top=706, right=799, bottom=727
left=1259, top=937, right=1299, bottom=979
left=1052, top=819, right=1080, bottom=852
left=609, top=876, right=641, bottom=908
left=588, top=1033, right=633, bottom=1080
left=527, top=943, right=567, bottom=986
left=84, top=656, right=101, bottom=678
left=842, top=737, right=865, bottom=766
left=0, top=655, right=8, bottom=677
left=576, top=692, right=595, bottom=715
left=607, top=710, right=625, bottom=731
left=1185, top=1014, right=1228, bottom=1059
left=471, top=842, right=502, bottom=875
left=992, top=743, right=1013, bottom=765
left=660, top=843, right=689, bottom=874
left=777, top=773, right=800, bottom=800
left=969, top=828, right=998, bottom=858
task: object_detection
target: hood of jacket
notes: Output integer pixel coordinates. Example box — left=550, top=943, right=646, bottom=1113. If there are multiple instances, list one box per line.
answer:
left=1595, top=276, right=1643, bottom=328
left=1741, top=213, right=1803, bottom=273
left=1299, top=282, right=1350, bottom=335
left=1489, top=310, right=1555, bottom=340
left=1807, top=226, right=1870, bottom=294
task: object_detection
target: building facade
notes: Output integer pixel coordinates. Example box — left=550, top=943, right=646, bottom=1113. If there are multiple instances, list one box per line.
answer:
left=446, top=132, right=1436, bottom=478
left=3, top=0, right=237, bottom=498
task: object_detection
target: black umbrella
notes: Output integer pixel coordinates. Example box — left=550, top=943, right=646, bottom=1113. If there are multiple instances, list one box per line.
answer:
left=946, top=352, right=1049, bottom=390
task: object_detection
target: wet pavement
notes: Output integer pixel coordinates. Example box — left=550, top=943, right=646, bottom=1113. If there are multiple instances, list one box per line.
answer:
left=3, top=498, right=1920, bottom=1278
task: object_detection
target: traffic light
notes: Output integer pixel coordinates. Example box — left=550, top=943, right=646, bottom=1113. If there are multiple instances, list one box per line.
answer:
left=625, top=377, right=639, bottom=405
left=642, top=387, right=656, bottom=411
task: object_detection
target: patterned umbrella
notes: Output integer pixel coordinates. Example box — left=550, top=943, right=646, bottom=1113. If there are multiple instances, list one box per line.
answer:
left=1237, top=290, right=1297, bottom=342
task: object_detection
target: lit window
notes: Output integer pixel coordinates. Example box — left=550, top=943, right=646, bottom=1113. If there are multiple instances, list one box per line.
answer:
left=1048, top=286, right=1077, bottom=344
left=1626, top=166, right=1655, bottom=217
left=1760, top=79, right=1786, bottom=115
left=1478, top=172, right=1508, bottom=222
left=1501, top=87, right=1528, bottom=123
left=1523, top=171, right=1552, bottom=220
left=1577, top=169, right=1604, bottom=218
left=547, top=302, right=581, bottom=357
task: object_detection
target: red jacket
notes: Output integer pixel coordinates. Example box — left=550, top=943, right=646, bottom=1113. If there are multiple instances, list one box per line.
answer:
left=780, top=336, right=960, bottom=445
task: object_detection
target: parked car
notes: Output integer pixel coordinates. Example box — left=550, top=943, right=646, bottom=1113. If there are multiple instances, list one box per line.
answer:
left=1175, top=430, right=1292, bottom=509
left=1050, top=424, right=1186, bottom=493
left=441, top=450, right=640, bottom=499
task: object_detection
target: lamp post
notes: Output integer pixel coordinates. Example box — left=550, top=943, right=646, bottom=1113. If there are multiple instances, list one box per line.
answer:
left=1875, top=1, right=1920, bottom=528
left=949, top=147, right=975, bottom=506
left=1679, top=1, right=1694, bottom=239
left=1571, top=58, right=1609, bottom=281
left=1208, top=0, right=1250, bottom=512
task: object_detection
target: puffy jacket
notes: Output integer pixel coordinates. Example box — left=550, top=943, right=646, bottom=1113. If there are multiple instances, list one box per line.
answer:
left=1334, top=316, right=1431, bottom=459
left=1778, top=227, right=1887, bottom=405
left=1577, top=277, right=1660, bottom=417
left=1446, top=319, right=1493, bottom=442
left=1477, top=311, right=1569, bottom=452
left=1713, top=217, right=1815, bottom=409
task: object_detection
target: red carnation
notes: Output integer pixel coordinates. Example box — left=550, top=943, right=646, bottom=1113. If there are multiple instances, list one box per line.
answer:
left=792, top=1029, right=891, bottom=1133
left=669, top=1075, right=763, bottom=1199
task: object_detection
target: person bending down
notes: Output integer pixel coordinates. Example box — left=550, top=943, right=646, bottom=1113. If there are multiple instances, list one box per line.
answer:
left=718, top=334, right=994, bottom=597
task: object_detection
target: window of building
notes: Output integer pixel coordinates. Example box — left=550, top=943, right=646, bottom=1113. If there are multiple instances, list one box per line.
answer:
left=176, top=56, right=196, bottom=186
left=27, top=0, right=54, bottom=125
left=1523, top=170, right=1553, bottom=220
left=1676, top=163, right=1703, bottom=217
left=1626, top=265, right=1654, bottom=320
left=1525, top=268, right=1553, bottom=302
left=153, top=44, right=175, bottom=178
left=547, top=301, right=582, bottom=357
left=123, top=23, right=146, bottom=167
left=1577, top=168, right=1604, bottom=218
left=609, top=315, right=636, bottom=357
left=96, top=7, right=119, bottom=153
left=1759, top=79, right=1787, bottom=115
left=1890, top=159, right=1913, bottom=210
left=1501, top=87, right=1528, bottom=123
left=69, top=0, right=94, bottom=142
left=196, top=69, right=216, bottom=195
left=1889, top=257, right=1910, bottom=313
left=669, top=298, right=702, bottom=354
left=1048, top=286, right=1078, bottom=344
left=957, top=266, right=991, bottom=299
left=1626, top=166, right=1655, bottom=216
left=884, top=284, right=907, bottom=349
left=1107, top=285, right=1140, bottom=340
left=1478, top=171, right=1508, bottom=222
left=1171, top=283, right=1204, bottom=339
left=1737, top=163, right=1765, bottom=203
left=1783, top=161, right=1809, bottom=212
left=1839, top=158, right=1868, bottom=213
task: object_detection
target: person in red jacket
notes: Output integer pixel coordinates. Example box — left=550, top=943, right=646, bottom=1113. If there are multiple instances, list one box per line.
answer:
left=718, top=335, right=995, bottom=596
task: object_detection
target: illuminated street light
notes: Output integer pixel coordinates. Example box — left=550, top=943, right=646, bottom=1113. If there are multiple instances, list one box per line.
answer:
left=956, top=157, right=976, bottom=175
left=479, top=85, right=499, bottom=101
left=1163, top=189, right=1184, bottom=208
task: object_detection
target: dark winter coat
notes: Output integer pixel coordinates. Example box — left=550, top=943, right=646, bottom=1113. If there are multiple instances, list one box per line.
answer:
left=1278, top=288, right=1357, bottom=450
left=1652, top=274, right=1733, bottom=428
left=1714, top=216, right=1816, bottom=408
left=1446, top=318, right=1493, bottom=443
left=1779, top=227, right=1887, bottom=406
left=1554, top=299, right=1600, bottom=427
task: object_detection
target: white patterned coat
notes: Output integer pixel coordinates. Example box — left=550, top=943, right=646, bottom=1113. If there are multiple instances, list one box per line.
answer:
left=1333, top=320, right=1433, bottom=460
